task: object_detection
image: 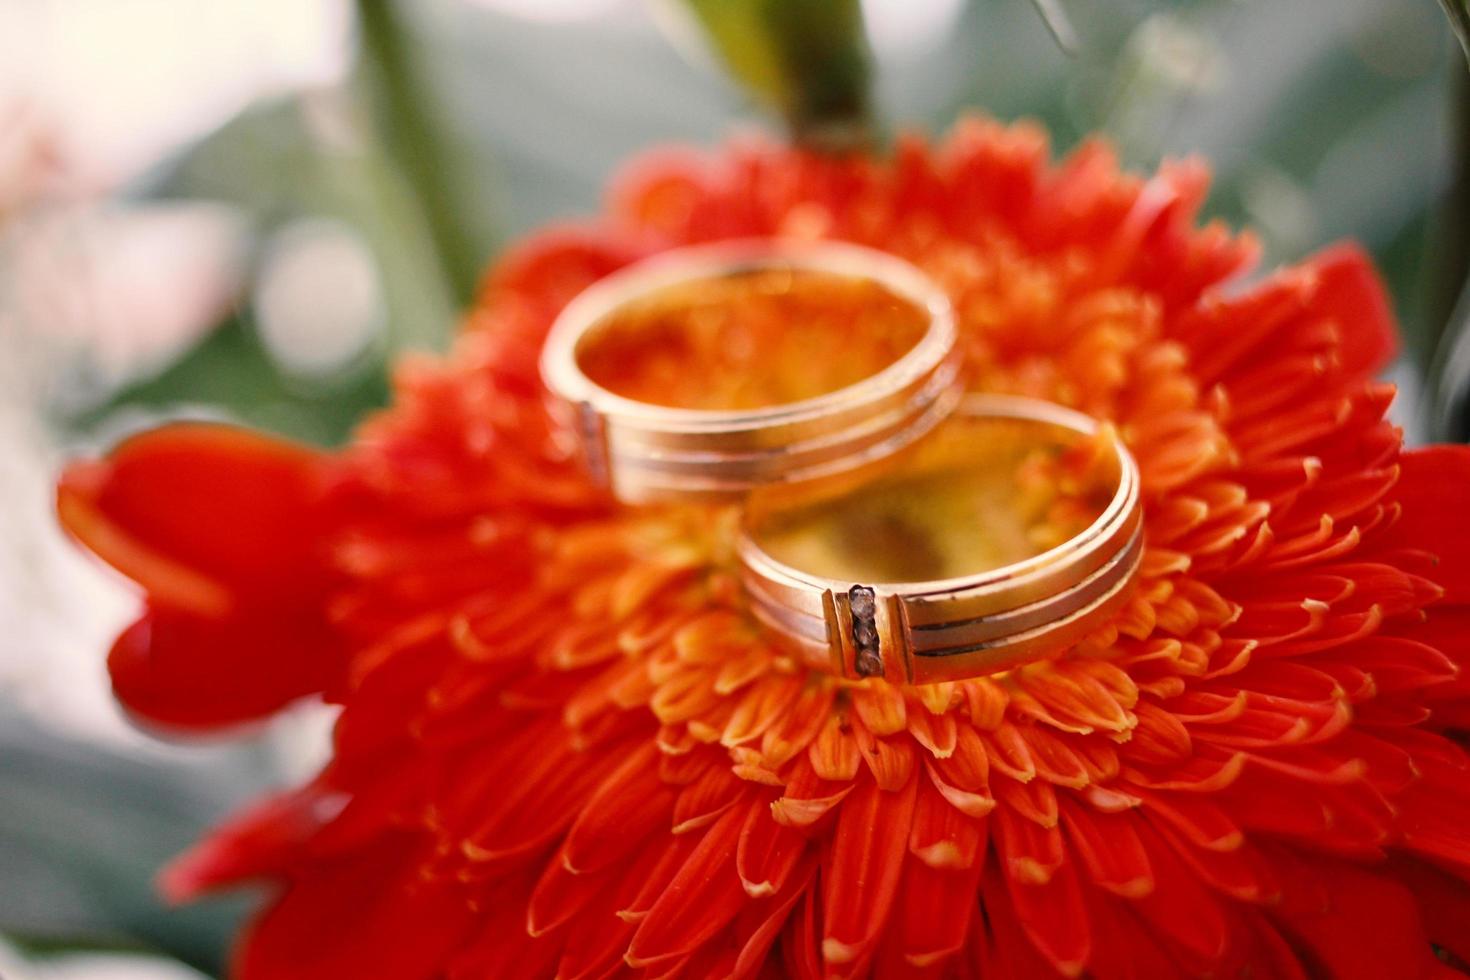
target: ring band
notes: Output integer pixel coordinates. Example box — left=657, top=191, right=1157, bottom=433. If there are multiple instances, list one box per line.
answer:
left=540, top=239, right=962, bottom=504
left=737, top=395, right=1144, bottom=684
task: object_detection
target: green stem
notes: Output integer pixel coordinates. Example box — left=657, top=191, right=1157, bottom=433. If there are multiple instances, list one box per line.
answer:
left=1440, top=0, right=1470, bottom=67
left=355, top=0, right=481, bottom=304
left=1427, top=64, right=1470, bottom=440
left=1431, top=66, right=1470, bottom=361
left=679, top=0, right=875, bottom=152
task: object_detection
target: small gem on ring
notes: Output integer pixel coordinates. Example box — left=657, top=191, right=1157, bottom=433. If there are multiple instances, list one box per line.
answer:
left=848, top=585, right=882, bottom=677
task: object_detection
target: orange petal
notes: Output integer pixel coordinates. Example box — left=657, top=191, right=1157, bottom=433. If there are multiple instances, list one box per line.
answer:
left=671, top=761, right=745, bottom=834
left=821, top=772, right=918, bottom=973
left=850, top=681, right=907, bottom=736
left=909, top=776, right=987, bottom=870
left=759, top=682, right=834, bottom=770
left=771, top=755, right=854, bottom=830
left=894, top=851, right=987, bottom=970
left=563, top=742, right=674, bottom=873
left=1125, top=822, right=1231, bottom=971
left=731, top=858, right=816, bottom=976
left=627, top=802, right=750, bottom=968
left=735, top=799, right=808, bottom=897
left=924, top=759, right=995, bottom=820
left=853, top=722, right=916, bottom=791
left=528, top=845, right=599, bottom=936
left=808, top=714, right=861, bottom=782
left=1058, top=797, right=1154, bottom=898
left=461, top=732, right=640, bottom=866
left=998, top=831, right=1091, bottom=977
left=906, top=703, right=958, bottom=758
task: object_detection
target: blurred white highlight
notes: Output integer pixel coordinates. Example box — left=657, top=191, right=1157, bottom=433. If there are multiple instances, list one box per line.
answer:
left=255, top=218, right=384, bottom=378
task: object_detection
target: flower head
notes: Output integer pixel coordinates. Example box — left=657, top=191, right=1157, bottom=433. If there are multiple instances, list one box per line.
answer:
left=59, top=119, right=1470, bottom=978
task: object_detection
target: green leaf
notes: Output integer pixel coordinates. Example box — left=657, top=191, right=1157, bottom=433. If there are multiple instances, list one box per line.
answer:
left=68, top=313, right=389, bottom=448
left=0, top=709, right=268, bottom=976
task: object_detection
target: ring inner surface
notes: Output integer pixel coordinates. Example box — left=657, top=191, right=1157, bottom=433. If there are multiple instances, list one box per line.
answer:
left=574, top=266, right=929, bottom=411
left=745, top=413, right=1120, bottom=585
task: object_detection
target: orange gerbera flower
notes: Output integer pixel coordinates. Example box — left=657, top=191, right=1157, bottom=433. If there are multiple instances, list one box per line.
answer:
left=58, top=119, right=1470, bottom=979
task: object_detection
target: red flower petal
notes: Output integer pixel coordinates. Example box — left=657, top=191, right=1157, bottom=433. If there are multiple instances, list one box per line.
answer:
left=821, top=773, right=919, bottom=972
left=1175, top=242, right=1397, bottom=397
left=627, top=800, right=752, bottom=968
left=234, top=838, right=476, bottom=980
left=1300, top=242, right=1400, bottom=380
left=1380, top=445, right=1470, bottom=603
left=890, top=829, right=989, bottom=970
left=160, top=784, right=338, bottom=902
left=447, top=876, right=561, bottom=979
left=1273, top=857, right=1457, bottom=980
left=57, top=424, right=349, bottom=727
left=109, top=605, right=339, bottom=729
left=55, top=118, right=1470, bottom=977
left=736, top=798, right=808, bottom=898
left=563, top=741, right=676, bottom=874
left=57, top=424, right=336, bottom=612
left=1386, top=856, right=1470, bottom=966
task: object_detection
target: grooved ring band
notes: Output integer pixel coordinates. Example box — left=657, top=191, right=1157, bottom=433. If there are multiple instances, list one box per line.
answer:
left=539, top=239, right=962, bottom=505
left=737, top=394, right=1145, bottom=684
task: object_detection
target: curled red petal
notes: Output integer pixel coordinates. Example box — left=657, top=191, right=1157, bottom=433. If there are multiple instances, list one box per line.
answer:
left=57, top=423, right=337, bottom=612
left=159, top=784, right=340, bottom=903
left=59, top=425, right=349, bottom=726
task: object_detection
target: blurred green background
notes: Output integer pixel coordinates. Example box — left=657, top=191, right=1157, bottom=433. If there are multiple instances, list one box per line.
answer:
left=0, top=0, right=1465, bottom=976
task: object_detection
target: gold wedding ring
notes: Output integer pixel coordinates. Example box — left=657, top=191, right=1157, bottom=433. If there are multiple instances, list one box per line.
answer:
left=738, top=395, right=1143, bottom=684
left=542, top=241, right=1142, bottom=683
left=540, top=239, right=962, bottom=504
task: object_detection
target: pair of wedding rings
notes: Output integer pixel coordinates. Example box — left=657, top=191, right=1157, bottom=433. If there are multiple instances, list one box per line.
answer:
left=540, top=240, right=1142, bottom=684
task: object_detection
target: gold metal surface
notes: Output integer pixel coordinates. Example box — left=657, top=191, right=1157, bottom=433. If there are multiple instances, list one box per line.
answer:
left=539, top=239, right=961, bottom=504
left=738, top=394, right=1144, bottom=684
